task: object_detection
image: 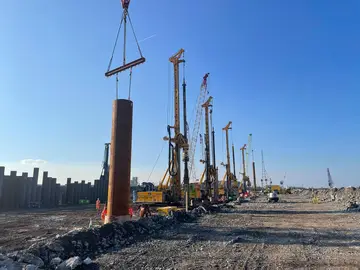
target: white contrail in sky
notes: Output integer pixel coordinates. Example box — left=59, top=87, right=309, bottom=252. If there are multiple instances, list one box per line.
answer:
left=138, top=34, right=157, bottom=44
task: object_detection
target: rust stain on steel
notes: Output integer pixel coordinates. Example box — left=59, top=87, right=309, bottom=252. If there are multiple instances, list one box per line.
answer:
left=107, top=99, right=133, bottom=221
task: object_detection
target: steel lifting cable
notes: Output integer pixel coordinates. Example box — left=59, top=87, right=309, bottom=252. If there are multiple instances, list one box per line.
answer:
left=147, top=142, right=166, bottom=181
left=222, top=131, right=225, bottom=163
left=126, top=12, right=143, bottom=99
left=107, top=8, right=143, bottom=99
left=127, top=12, right=143, bottom=58
left=107, top=12, right=125, bottom=73
left=128, top=67, right=132, bottom=100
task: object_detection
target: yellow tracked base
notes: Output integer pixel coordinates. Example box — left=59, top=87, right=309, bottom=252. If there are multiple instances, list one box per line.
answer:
left=156, top=206, right=183, bottom=216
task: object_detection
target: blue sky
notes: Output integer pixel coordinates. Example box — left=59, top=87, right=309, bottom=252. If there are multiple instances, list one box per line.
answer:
left=1, top=0, right=359, bottom=187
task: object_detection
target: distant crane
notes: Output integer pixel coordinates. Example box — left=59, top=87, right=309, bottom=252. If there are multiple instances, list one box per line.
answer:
left=327, top=168, right=334, bottom=188
left=240, top=144, right=250, bottom=193
left=188, top=73, right=210, bottom=182
left=99, top=143, right=110, bottom=202
left=221, top=121, right=237, bottom=199
left=261, top=150, right=267, bottom=190
left=280, top=172, right=286, bottom=187
left=246, top=134, right=252, bottom=178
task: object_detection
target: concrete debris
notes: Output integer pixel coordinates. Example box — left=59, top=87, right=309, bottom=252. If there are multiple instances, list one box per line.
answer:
left=24, top=265, right=39, bottom=270
left=345, top=202, right=360, bottom=211
left=50, top=257, right=63, bottom=268
left=18, top=252, right=44, bottom=267
left=225, top=202, right=236, bottom=208
left=5, top=251, right=44, bottom=268
left=0, top=254, right=23, bottom=270
left=293, top=188, right=360, bottom=211
left=0, top=254, right=9, bottom=261
left=55, top=256, right=82, bottom=270
left=225, top=236, right=244, bottom=246
left=1, top=205, right=214, bottom=269
left=83, top=257, right=92, bottom=265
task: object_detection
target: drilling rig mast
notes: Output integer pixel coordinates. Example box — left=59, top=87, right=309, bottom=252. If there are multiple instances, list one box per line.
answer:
left=261, top=150, right=268, bottom=191
left=210, top=106, right=218, bottom=201
left=240, top=144, right=250, bottom=194
left=201, top=97, right=213, bottom=199
left=221, top=121, right=237, bottom=199
left=163, top=49, right=189, bottom=203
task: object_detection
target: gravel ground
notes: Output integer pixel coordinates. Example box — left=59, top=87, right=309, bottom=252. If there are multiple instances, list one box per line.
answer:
left=94, top=195, right=360, bottom=270
left=0, top=205, right=101, bottom=253
left=1, top=194, right=360, bottom=269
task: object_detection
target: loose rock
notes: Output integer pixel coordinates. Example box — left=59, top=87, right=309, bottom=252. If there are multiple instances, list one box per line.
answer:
left=56, top=256, right=82, bottom=270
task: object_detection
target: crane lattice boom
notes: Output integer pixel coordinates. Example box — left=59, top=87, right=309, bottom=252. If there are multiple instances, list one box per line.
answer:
left=188, top=73, right=209, bottom=181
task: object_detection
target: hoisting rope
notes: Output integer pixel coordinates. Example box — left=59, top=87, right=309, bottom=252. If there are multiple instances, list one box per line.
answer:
left=127, top=12, right=143, bottom=58
left=107, top=14, right=124, bottom=73
left=106, top=8, right=143, bottom=99
left=222, top=131, right=225, bottom=163
left=128, top=67, right=132, bottom=100
left=147, top=141, right=166, bottom=181
left=116, top=74, right=119, bottom=99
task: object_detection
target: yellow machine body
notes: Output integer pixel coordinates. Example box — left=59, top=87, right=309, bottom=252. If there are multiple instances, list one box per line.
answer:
left=156, top=206, right=183, bottom=216
left=271, top=185, right=281, bottom=193
left=136, top=191, right=165, bottom=203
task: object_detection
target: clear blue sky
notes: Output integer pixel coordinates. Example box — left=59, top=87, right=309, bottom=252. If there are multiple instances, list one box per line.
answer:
left=1, top=0, right=359, bottom=187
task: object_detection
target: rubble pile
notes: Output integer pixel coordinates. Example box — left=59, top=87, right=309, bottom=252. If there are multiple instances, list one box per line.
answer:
left=293, top=187, right=360, bottom=210
left=0, top=205, right=215, bottom=269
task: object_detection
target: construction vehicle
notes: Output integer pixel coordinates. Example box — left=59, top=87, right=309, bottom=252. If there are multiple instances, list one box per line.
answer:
left=188, top=73, right=210, bottom=183
left=261, top=150, right=268, bottom=193
left=270, top=185, right=281, bottom=193
left=238, top=144, right=251, bottom=201
left=196, top=96, right=219, bottom=201
left=268, top=191, right=279, bottom=202
left=137, top=49, right=189, bottom=206
left=137, top=71, right=213, bottom=205
left=218, top=121, right=238, bottom=200
left=247, top=134, right=257, bottom=193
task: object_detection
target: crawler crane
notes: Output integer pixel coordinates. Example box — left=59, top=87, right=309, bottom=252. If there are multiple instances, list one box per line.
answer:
left=188, top=73, right=210, bottom=183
